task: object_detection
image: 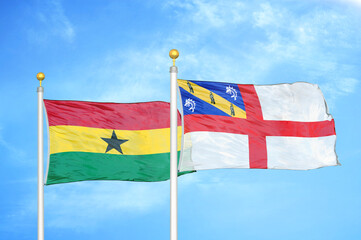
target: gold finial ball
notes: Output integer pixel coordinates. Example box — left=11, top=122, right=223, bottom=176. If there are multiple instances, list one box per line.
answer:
left=169, top=49, right=179, bottom=60
left=36, top=72, right=45, bottom=81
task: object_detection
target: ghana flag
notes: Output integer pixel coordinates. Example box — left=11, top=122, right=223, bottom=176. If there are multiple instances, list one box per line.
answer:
left=44, top=99, right=185, bottom=185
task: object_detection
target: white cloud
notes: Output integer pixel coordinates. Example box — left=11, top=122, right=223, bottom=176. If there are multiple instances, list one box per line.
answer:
left=247, top=3, right=361, bottom=107
left=338, top=78, right=358, bottom=93
left=333, top=0, right=361, bottom=7
left=61, top=1, right=359, bottom=107
left=29, top=0, right=75, bottom=43
left=320, top=77, right=359, bottom=108
left=45, top=46, right=175, bottom=103
left=253, top=2, right=283, bottom=27
left=44, top=181, right=168, bottom=229
left=165, top=0, right=246, bottom=28
left=179, top=170, right=293, bottom=205
left=94, top=48, right=172, bottom=103
left=0, top=127, right=26, bottom=161
left=7, top=181, right=169, bottom=231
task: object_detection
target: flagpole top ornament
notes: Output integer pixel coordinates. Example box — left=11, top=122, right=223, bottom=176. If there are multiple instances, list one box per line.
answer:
left=169, top=49, right=179, bottom=66
left=36, top=72, right=45, bottom=87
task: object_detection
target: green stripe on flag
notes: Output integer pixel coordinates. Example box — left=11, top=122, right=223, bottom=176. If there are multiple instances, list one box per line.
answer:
left=46, top=152, right=192, bottom=185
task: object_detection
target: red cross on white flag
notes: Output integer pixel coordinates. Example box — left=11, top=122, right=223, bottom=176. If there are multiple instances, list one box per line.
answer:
left=178, top=80, right=338, bottom=171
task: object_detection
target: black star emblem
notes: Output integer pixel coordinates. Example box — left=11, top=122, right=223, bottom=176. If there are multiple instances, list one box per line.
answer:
left=101, top=130, right=128, bottom=154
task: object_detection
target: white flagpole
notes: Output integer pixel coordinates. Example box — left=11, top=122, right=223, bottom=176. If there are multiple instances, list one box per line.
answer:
left=169, top=49, right=179, bottom=240
left=37, top=72, right=45, bottom=240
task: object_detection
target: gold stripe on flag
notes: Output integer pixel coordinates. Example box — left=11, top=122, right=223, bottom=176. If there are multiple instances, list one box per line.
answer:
left=49, top=125, right=182, bottom=155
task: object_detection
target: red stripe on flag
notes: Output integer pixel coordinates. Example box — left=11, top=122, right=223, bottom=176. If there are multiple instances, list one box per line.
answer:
left=249, top=136, right=267, bottom=169
left=44, top=100, right=181, bottom=130
left=237, top=85, right=267, bottom=168
left=183, top=115, right=336, bottom=137
left=238, top=84, right=264, bottom=120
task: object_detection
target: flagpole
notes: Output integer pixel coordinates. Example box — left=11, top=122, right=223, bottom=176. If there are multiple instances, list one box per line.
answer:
left=169, top=49, right=179, bottom=240
left=37, top=72, right=45, bottom=240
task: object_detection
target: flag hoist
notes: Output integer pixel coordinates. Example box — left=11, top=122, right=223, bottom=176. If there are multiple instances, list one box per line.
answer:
left=37, top=72, right=45, bottom=240
left=169, top=49, right=179, bottom=240
left=37, top=52, right=181, bottom=240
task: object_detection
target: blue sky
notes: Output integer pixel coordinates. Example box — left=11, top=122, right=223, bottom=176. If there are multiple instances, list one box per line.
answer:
left=1, top=0, right=361, bottom=239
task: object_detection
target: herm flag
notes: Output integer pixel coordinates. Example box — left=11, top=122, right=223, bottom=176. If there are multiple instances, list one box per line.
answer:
left=177, top=79, right=338, bottom=171
left=44, top=100, right=184, bottom=185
